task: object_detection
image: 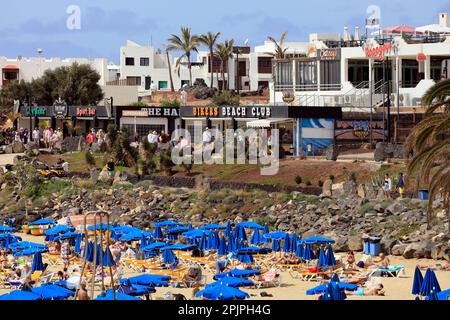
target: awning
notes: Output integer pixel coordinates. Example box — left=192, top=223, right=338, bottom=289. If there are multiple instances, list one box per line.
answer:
left=246, top=118, right=291, bottom=128
left=2, top=65, right=19, bottom=70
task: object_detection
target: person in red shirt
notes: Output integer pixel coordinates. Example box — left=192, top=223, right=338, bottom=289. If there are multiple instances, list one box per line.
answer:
left=87, top=132, right=95, bottom=147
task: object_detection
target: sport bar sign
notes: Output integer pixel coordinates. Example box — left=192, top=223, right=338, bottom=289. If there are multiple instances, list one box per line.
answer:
left=76, top=107, right=96, bottom=117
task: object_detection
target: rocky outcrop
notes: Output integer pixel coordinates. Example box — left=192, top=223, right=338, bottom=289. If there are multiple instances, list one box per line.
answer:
left=325, top=145, right=339, bottom=161
left=374, top=142, right=404, bottom=161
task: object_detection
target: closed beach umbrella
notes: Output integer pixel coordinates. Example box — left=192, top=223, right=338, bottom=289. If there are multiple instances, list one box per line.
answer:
left=420, top=269, right=441, bottom=296
left=162, top=249, right=176, bottom=265
left=325, top=244, right=336, bottom=267
left=302, top=243, right=315, bottom=261
left=227, top=236, right=235, bottom=253
left=225, top=221, right=232, bottom=238
left=237, top=254, right=254, bottom=264
left=250, top=229, right=261, bottom=245
left=218, top=236, right=227, bottom=256
left=295, top=243, right=304, bottom=259
left=412, top=266, right=423, bottom=295
left=198, top=232, right=207, bottom=251
left=427, top=289, right=439, bottom=301
left=283, top=233, right=291, bottom=253
left=188, top=224, right=194, bottom=231
left=195, top=285, right=250, bottom=300
left=317, top=246, right=327, bottom=267
left=95, top=244, right=103, bottom=265
left=262, top=224, right=270, bottom=243
left=103, top=246, right=116, bottom=267
left=271, top=239, right=280, bottom=252
left=141, top=232, right=147, bottom=248
left=32, top=251, right=44, bottom=272
left=153, top=226, right=163, bottom=240
left=208, top=231, right=219, bottom=250
left=74, top=234, right=82, bottom=254
left=290, top=235, right=298, bottom=252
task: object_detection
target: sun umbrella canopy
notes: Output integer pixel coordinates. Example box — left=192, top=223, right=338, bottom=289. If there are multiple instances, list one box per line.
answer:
left=283, top=233, right=291, bottom=252
left=121, top=274, right=170, bottom=287
left=118, top=283, right=156, bottom=296
left=306, top=282, right=357, bottom=295
left=420, top=269, right=441, bottom=296
left=120, top=231, right=152, bottom=242
left=250, top=229, right=262, bottom=245
left=32, top=252, right=44, bottom=272
left=201, top=224, right=226, bottom=230
left=96, top=291, right=141, bottom=300
left=236, top=222, right=264, bottom=230
left=195, top=285, right=250, bottom=300
left=160, top=244, right=196, bottom=251
left=215, top=269, right=261, bottom=279
left=435, top=288, right=450, bottom=301
left=412, top=266, right=424, bottom=295
left=28, top=219, right=56, bottom=226
left=325, top=244, right=336, bottom=267
left=206, top=276, right=254, bottom=288
left=236, top=254, right=254, bottom=264
left=154, top=220, right=181, bottom=228
left=182, top=229, right=211, bottom=239
left=142, top=242, right=166, bottom=252
left=302, top=243, right=315, bottom=261
left=218, top=236, right=227, bottom=256
left=166, top=226, right=189, bottom=235
left=31, top=284, right=75, bottom=300
left=271, top=239, right=281, bottom=252
left=14, top=246, right=49, bottom=257
left=103, top=246, right=116, bottom=267
left=264, top=232, right=288, bottom=240
left=198, top=232, right=208, bottom=250
left=237, top=247, right=271, bottom=255
left=301, top=236, right=335, bottom=244
left=54, top=232, right=80, bottom=241
left=153, top=226, right=163, bottom=239
left=0, top=225, right=16, bottom=233
left=87, top=224, right=113, bottom=231
left=45, top=225, right=74, bottom=236
left=0, top=290, right=41, bottom=300
left=162, top=249, right=177, bottom=265
left=383, top=24, right=417, bottom=34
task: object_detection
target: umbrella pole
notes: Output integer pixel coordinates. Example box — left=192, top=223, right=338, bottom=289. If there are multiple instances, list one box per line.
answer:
left=75, top=214, right=89, bottom=300
left=106, top=214, right=116, bottom=301
left=91, top=214, right=98, bottom=299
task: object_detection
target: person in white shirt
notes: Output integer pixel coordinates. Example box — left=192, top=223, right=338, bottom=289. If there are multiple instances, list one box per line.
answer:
left=32, top=128, right=40, bottom=146
left=202, top=128, right=211, bottom=146
left=62, top=161, right=70, bottom=173
left=147, top=131, right=158, bottom=144
left=383, top=173, right=392, bottom=198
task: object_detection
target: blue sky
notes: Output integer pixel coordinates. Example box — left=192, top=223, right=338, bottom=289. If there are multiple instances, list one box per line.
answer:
left=1, top=0, right=449, bottom=63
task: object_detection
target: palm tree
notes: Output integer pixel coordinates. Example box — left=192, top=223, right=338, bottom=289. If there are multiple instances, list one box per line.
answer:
left=215, top=39, right=234, bottom=91
left=167, top=27, right=200, bottom=86
left=267, top=32, right=288, bottom=59
left=163, top=45, right=175, bottom=92
left=405, top=79, right=450, bottom=232
left=199, top=32, right=221, bottom=88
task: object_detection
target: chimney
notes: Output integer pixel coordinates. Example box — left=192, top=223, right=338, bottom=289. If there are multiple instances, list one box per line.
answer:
left=439, top=13, right=450, bottom=28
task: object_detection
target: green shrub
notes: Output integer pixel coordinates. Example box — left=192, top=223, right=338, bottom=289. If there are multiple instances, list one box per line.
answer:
left=305, top=179, right=312, bottom=186
left=160, top=98, right=181, bottom=108
left=85, top=151, right=96, bottom=167
left=349, top=171, right=357, bottom=182
left=212, top=91, right=240, bottom=106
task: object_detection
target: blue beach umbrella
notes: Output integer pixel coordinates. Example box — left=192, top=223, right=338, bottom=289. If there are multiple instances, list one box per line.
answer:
left=215, top=269, right=261, bottom=279
left=31, top=284, right=75, bottom=300
left=250, top=229, right=261, bottom=245
left=236, top=222, right=264, bottom=230
left=188, top=224, right=194, bottom=231
left=121, top=274, right=170, bottom=287
left=420, top=269, right=441, bottom=296
left=206, top=276, right=254, bottom=288
left=317, top=246, right=327, bottom=267
left=153, top=226, right=163, bottom=240
left=96, top=291, right=141, bottom=300
left=162, top=249, right=176, bottom=265
left=435, top=288, right=450, bottom=301
left=237, top=254, right=254, bottom=264
left=218, top=236, right=227, bottom=256
left=198, top=232, right=208, bottom=251
left=195, top=285, right=250, bottom=300
left=28, top=219, right=56, bottom=226
left=412, top=266, right=423, bottom=296
left=202, top=224, right=226, bottom=231
left=118, top=283, right=156, bottom=296
left=295, top=243, right=304, bottom=259
left=325, top=244, right=336, bottom=267
left=227, top=236, right=235, bottom=253
left=142, top=242, right=166, bottom=252
left=290, top=234, right=298, bottom=252
left=0, top=290, right=41, bottom=300
left=160, top=244, right=196, bottom=251
left=154, top=220, right=181, bottom=228
left=271, top=239, right=280, bottom=252
left=74, top=234, right=81, bottom=254
left=0, top=225, right=16, bottom=233
left=225, top=221, right=232, bottom=238
left=103, top=246, right=116, bottom=267
left=306, top=281, right=357, bottom=296
left=31, top=252, right=44, bottom=272
left=302, top=243, right=315, bottom=261
left=261, top=224, right=270, bottom=243
left=264, top=232, right=288, bottom=240
left=84, top=241, right=94, bottom=262
left=141, top=232, right=147, bottom=249
left=283, top=233, right=291, bottom=253
left=427, top=289, right=439, bottom=301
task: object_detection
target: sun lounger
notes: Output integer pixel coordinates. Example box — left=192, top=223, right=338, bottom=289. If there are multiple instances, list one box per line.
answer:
left=368, top=265, right=405, bottom=278
left=252, top=270, right=282, bottom=289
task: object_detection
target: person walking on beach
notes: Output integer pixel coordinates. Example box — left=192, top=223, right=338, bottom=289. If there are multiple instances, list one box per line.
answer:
left=61, top=239, right=71, bottom=269
left=396, top=173, right=405, bottom=198
left=32, top=127, right=40, bottom=146
left=87, top=131, right=95, bottom=149
left=383, top=173, right=392, bottom=198
left=202, top=127, right=211, bottom=147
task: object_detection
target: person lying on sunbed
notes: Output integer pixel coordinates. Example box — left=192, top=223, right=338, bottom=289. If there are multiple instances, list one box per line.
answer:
left=347, top=283, right=385, bottom=296
left=342, top=275, right=369, bottom=286
left=418, top=263, right=450, bottom=271
left=343, top=251, right=356, bottom=269
left=374, top=253, right=390, bottom=268
left=183, top=267, right=201, bottom=286
left=270, top=254, right=290, bottom=264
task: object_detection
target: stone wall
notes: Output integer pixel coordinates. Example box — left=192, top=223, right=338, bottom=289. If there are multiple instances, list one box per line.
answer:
left=374, top=142, right=404, bottom=161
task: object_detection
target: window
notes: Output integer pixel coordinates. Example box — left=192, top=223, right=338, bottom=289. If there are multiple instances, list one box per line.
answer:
left=125, top=57, right=135, bottom=66
left=274, top=61, right=293, bottom=90
left=181, top=80, right=190, bottom=87
left=258, top=81, right=269, bottom=89
left=209, top=56, right=226, bottom=73
left=126, top=76, right=141, bottom=86
left=402, top=60, right=419, bottom=88
left=122, top=124, right=165, bottom=138
left=348, top=60, right=369, bottom=87
left=140, top=58, right=150, bottom=66
left=320, top=60, right=341, bottom=90
left=2, top=71, right=18, bottom=81
left=295, top=60, right=317, bottom=91
left=158, top=81, right=168, bottom=90
left=258, top=57, right=272, bottom=74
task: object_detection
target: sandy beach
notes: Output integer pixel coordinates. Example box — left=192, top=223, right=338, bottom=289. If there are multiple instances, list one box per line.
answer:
left=2, top=232, right=449, bottom=300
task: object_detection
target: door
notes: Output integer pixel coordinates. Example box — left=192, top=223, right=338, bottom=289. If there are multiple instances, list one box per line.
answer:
left=145, top=77, right=152, bottom=90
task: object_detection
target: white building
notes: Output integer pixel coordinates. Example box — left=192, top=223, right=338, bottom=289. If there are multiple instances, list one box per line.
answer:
left=0, top=56, right=111, bottom=88
left=117, top=40, right=277, bottom=96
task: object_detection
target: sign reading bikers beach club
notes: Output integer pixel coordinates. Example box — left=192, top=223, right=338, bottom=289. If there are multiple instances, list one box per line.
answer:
left=180, top=105, right=289, bottom=118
